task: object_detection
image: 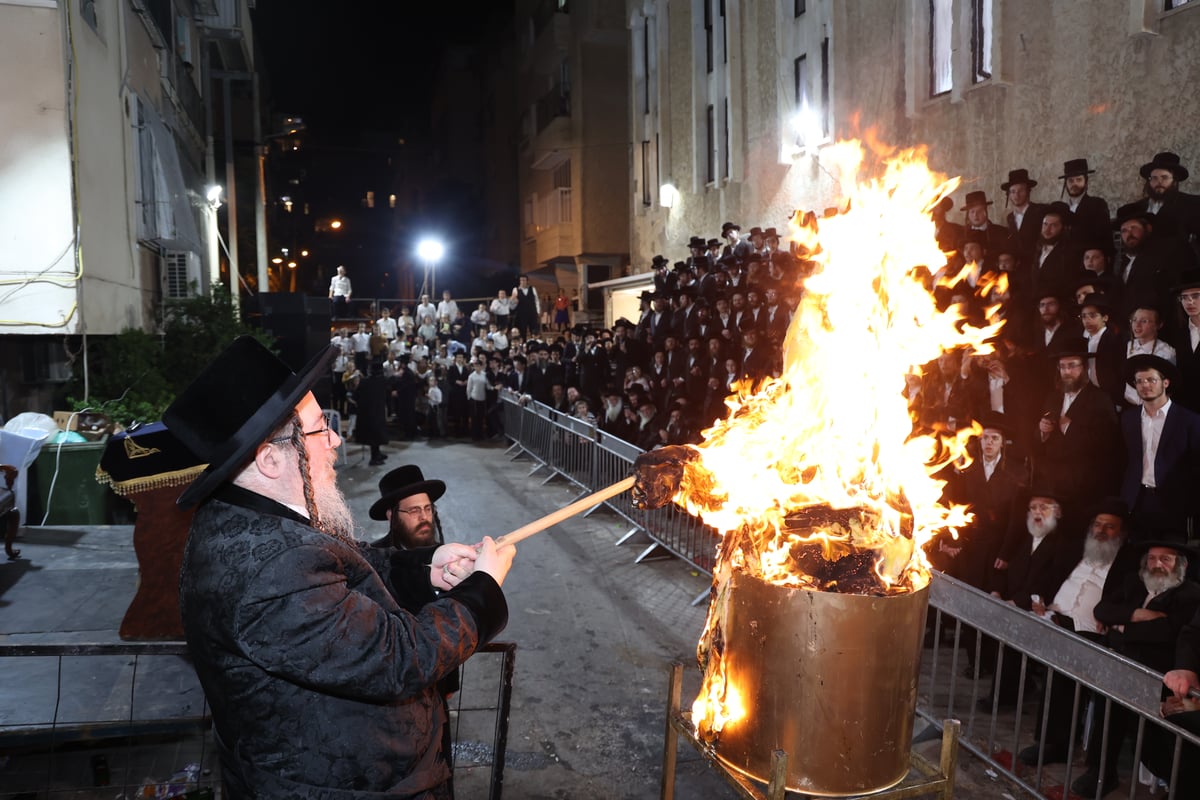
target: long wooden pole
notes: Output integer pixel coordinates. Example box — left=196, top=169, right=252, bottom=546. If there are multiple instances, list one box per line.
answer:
left=495, top=476, right=636, bottom=547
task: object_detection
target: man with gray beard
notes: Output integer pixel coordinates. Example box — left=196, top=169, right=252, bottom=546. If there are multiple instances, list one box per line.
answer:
left=984, top=490, right=1080, bottom=708
left=1017, top=499, right=1128, bottom=767
left=1074, top=540, right=1200, bottom=797
left=165, top=336, right=516, bottom=799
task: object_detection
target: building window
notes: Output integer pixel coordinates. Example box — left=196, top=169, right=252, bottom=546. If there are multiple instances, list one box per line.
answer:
left=81, top=0, right=98, bottom=33
left=929, top=0, right=953, bottom=96
left=721, top=98, right=730, bottom=180
left=365, top=190, right=375, bottom=209
left=720, top=0, right=727, bottom=65
left=1166, top=0, right=1193, bottom=8
left=704, top=0, right=714, bottom=73
left=820, top=38, right=830, bottom=136
left=794, top=54, right=809, bottom=107
left=389, top=194, right=397, bottom=208
left=641, top=141, right=652, bottom=206
left=706, top=104, right=716, bottom=184
left=795, top=0, right=807, bottom=15
left=972, top=0, right=993, bottom=82
left=642, top=23, right=651, bottom=115
left=553, top=160, right=571, bottom=189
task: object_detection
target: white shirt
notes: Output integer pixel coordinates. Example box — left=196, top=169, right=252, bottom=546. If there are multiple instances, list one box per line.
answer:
left=1085, top=327, right=1106, bottom=386
left=988, top=373, right=1006, bottom=413
left=981, top=455, right=1000, bottom=482
left=376, top=317, right=398, bottom=340
left=1190, top=319, right=1200, bottom=354
left=416, top=303, right=437, bottom=324
left=1141, top=399, right=1171, bottom=486
left=437, top=299, right=460, bottom=321
left=490, top=297, right=512, bottom=316
left=1050, top=559, right=1112, bottom=633
left=466, top=370, right=489, bottom=402
left=350, top=331, right=371, bottom=354
left=329, top=274, right=352, bottom=298
left=1044, top=322, right=1061, bottom=347
left=1060, top=390, right=1080, bottom=433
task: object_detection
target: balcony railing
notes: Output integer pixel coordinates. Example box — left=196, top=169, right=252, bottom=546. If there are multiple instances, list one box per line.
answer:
left=523, top=187, right=572, bottom=240
left=163, top=51, right=205, bottom=134
left=534, top=85, right=570, bottom=134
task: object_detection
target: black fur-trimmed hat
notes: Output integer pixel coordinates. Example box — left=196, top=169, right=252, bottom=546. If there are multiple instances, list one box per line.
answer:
left=165, top=336, right=336, bottom=509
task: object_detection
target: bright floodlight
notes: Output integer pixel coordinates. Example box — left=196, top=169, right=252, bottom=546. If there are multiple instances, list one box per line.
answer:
left=417, top=238, right=445, bottom=262
left=206, top=185, right=223, bottom=208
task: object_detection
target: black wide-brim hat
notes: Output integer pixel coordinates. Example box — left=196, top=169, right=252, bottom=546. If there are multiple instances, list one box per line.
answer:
left=1140, top=151, right=1189, bottom=182
left=1125, top=353, right=1179, bottom=386
left=1078, top=292, right=1113, bottom=315
left=1132, top=538, right=1200, bottom=562
left=1046, top=337, right=1095, bottom=361
left=165, top=336, right=336, bottom=509
left=961, top=190, right=992, bottom=210
left=1171, top=267, right=1200, bottom=295
left=1059, top=158, right=1096, bottom=179
left=368, top=464, right=446, bottom=521
left=1001, top=168, right=1038, bottom=191
left=1112, top=205, right=1158, bottom=230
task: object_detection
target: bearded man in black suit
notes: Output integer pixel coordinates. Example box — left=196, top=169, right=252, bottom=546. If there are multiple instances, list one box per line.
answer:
left=1033, top=339, right=1120, bottom=510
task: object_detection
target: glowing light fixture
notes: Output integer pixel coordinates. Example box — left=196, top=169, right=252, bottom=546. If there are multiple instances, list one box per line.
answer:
left=659, top=183, right=679, bottom=209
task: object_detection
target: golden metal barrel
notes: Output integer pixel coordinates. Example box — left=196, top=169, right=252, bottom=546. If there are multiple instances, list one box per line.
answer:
left=709, top=572, right=928, bottom=796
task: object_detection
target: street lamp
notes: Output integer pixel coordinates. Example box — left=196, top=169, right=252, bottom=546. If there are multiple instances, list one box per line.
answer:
left=416, top=237, right=445, bottom=298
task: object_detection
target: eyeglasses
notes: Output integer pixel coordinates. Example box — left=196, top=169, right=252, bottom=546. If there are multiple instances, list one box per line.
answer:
left=269, top=425, right=335, bottom=447
left=1029, top=502, right=1058, bottom=512
left=1134, top=376, right=1163, bottom=385
left=1078, top=311, right=1103, bottom=319
left=1179, top=292, right=1200, bottom=303
left=394, top=503, right=434, bottom=519
left=1146, top=553, right=1178, bottom=564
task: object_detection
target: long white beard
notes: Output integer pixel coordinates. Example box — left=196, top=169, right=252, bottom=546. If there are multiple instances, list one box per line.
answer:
left=1083, top=535, right=1121, bottom=567
left=314, top=463, right=356, bottom=543
left=1027, top=512, right=1058, bottom=541
left=1141, top=567, right=1184, bottom=596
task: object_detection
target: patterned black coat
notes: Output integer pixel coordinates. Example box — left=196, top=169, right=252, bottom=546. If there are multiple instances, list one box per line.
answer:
left=180, top=485, right=507, bottom=799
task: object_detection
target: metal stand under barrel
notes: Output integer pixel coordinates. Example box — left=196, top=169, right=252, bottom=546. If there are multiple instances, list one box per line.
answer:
left=659, top=663, right=961, bottom=800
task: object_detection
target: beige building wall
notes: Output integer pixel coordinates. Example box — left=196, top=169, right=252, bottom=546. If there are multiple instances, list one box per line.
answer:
left=628, top=0, right=1200, bottom=270
left=516, top=0, right=630, bottom=301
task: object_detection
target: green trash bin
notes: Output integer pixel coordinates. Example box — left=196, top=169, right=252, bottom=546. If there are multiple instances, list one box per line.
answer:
left=29, top=439, right=112, bottom=525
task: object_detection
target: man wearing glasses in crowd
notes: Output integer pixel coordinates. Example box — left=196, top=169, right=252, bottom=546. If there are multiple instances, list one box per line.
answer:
left=165, top=336, right=515, bottom=799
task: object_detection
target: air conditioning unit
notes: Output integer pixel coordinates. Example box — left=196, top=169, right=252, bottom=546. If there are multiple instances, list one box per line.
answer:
left=162, top=249, right=201, bottom=299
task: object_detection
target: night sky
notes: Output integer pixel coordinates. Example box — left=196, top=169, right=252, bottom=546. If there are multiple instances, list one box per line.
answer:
left=253, top=2, right=506, bottom=142
left=252, top=3, right=514, bottom=299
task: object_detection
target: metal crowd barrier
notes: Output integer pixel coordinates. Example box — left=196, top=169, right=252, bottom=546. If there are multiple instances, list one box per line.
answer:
left=500, top=394, right=717, bottom=593
left=500, top=393, right=1200, bottom=799
left=0, top=641, right=516, bottom=799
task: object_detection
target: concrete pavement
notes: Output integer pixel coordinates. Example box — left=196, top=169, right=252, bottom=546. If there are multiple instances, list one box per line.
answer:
left=0, top=437, right=739, bottom=798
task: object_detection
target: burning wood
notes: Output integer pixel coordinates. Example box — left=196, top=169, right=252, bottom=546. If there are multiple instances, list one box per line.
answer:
left=635, top=140, right=1002, bottom=794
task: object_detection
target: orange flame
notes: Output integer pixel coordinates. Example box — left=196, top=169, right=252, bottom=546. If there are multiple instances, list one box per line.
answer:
left=685, top=141, right=1003, bottom=737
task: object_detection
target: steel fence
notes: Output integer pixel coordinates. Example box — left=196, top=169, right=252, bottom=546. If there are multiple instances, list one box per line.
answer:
left=0, top=640, right=517, bottom=799
left=500, top=394, right=718, bottom=583
left=500, top=393, right=1200, bottom=800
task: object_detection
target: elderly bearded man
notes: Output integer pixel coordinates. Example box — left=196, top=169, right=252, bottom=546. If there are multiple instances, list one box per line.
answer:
left=1079, top=541, right=1200, bottom=798
left=166, top=337, right=515, bottom=799
left=1016, top=499, right=1128, bottom=769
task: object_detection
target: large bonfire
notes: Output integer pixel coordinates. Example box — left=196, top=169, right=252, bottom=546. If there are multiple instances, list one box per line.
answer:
left=646, top=140, right=1005, bottom=740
